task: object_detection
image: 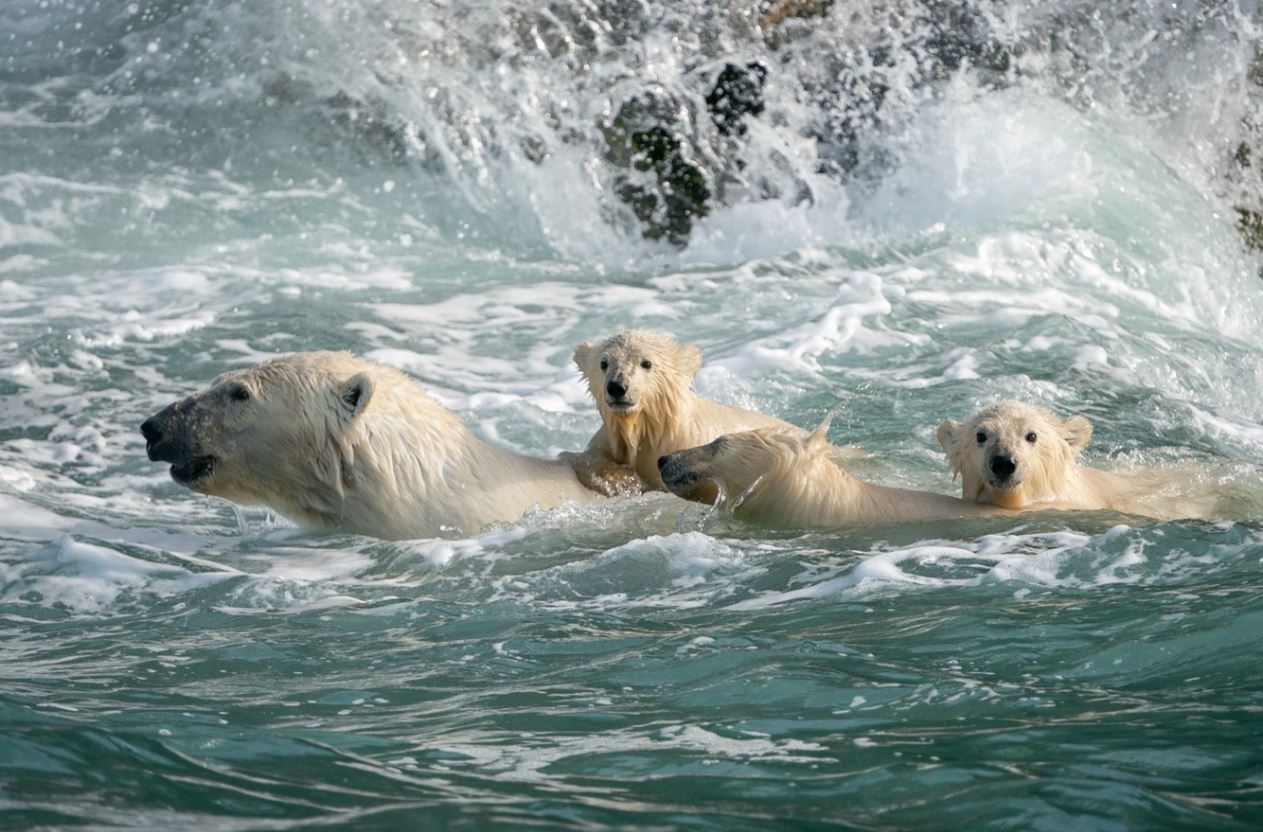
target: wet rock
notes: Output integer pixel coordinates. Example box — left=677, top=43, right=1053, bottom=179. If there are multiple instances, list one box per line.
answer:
left=600, top=91, right=712, bottom=246
left=261, top=72, right=412, bottom=160
left=918, top=0, right=1013, bottom=78
left=706, top=62, right=768, bottom=136
left=1230, top=50, right=1263, bottom=258
left=758, top=0, right=834, bottom=40
left=1236, top=207, right=1263, bottom=253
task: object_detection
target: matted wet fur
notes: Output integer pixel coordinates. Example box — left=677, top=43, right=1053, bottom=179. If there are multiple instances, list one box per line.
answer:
left=563, top=330, right=798, bottom=495
left=659, top=417, right=1007, bottom=528
left=937, top=400, right=1177, bottom=517
left=141, top=352, right=600, bottom=539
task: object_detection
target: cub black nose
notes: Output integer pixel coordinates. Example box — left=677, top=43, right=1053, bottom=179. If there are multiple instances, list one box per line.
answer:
left=657, top=455, right=669, bottom=471
left=606, top=379, right=627, bottom=398
left=990, top=454, right=1017, bottom=478
left=141, top=415, right=164, bottom=444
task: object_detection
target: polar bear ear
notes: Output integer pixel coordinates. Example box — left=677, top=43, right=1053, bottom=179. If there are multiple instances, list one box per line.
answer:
left=678, top=344, right=702, bottom=377
left=573, top=341, right=596, bottom=372
left=936, top=419, right=966, bottom=478
left=936, top=419, right=962, bottom=455
left=808, top=408, right=837, bottom=450
left=1059, top=414, right=1093, bottom=454
left=813, top=414, right=833, bottom=449
left=340, top=372, right=375, bottom=418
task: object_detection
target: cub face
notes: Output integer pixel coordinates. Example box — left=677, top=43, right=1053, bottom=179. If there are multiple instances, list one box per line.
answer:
left=937, top=400, right=1092, bottom=508
left=573, top=330, right=701, bottom=416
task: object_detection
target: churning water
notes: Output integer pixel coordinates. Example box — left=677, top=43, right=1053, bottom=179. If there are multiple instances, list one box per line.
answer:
left=3, top=1, right=1263, bottom=828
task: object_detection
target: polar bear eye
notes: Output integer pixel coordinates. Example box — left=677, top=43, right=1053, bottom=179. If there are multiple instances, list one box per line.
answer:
left=229, top=383, right=251, bottom=402
left=975, top=431, right=986, bottom=444
left=641, top=359, right=652, bottom=370
left=1025, top=431, right=1038, bottom=443
left=599, top=359, right=608, bottom=371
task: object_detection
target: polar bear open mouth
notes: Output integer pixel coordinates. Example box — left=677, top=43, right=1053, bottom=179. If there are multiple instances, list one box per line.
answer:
left=169, top=455, right=215, bottom=486
left=146, top=440, right=215, bottom=486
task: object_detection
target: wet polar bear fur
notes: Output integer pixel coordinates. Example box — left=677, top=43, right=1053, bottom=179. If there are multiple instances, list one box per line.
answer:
left=141, top=352, right=600, bottom=539
left=659, top=417, right=1007, bottom=527
left=936, top=400, right=1170, bottom=516
left=565, top=330, right=799, bottom=495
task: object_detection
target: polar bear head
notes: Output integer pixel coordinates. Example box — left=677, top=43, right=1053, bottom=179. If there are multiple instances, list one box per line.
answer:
left=658, top=424, right=832, bottom=520
left=936, top=400, right=1093, bottom=509
left=140, top=352, right=404, bottom=528
left=573, top=330, right=702, bottom=421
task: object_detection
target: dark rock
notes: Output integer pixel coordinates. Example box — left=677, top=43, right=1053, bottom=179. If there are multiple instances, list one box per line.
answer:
left=919, top=0, right=1013, bottom=78
left=706, top=62, right=768, bottom=136
left=601, top=91, right=712, bottom=246
left=1237, top=207, right=1263, bottom=253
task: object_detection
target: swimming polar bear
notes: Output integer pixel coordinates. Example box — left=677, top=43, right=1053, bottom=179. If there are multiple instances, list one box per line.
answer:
left=658, top=419, right=1007, bottom=527
left=141, top=352, right=601, bottom=539
left=936, top=400, right=1186, bottom=518
left=564, top=329, right=801, bottom=495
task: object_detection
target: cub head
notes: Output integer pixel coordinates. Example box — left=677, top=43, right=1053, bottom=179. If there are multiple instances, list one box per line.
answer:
left=573, top=330, right=701, bottom=419
left=140, top=352, right=379, bottom=524
left=936, top=400, right=1092, bottom=509
left=658, top=422, right=833, bottom=520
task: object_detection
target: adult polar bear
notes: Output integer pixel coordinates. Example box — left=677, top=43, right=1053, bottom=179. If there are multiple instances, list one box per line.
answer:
left=141, top=352, right=600, bottom=539
left=565, top=330, right=802, bottom=495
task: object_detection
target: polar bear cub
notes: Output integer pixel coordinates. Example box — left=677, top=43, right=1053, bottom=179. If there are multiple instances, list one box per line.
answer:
left=141, top=352, right=601, bottom=539
left=936, top=400, right=1164, bottom=515
left=658, top=418, right=1005, bottom=527
left=565, top=330, right=798, bottom=495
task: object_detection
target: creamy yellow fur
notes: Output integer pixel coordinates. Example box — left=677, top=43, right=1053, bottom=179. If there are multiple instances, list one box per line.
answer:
left=660, top=422, right=1006, bottom=527
left=566, top=330, right=795, bottom=494
left=936, top=400, right=1170, bottom=517
left=163, top=352, right=600, bottom=539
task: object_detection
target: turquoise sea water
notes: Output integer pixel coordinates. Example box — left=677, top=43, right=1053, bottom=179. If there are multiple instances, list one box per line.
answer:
left=3, top=1, right=1263, bottom=829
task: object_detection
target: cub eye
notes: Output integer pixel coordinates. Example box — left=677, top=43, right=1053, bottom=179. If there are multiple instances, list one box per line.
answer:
left=229, top=383, right=251, bottom=402
left=975, top=431, right=987, bottom=444
left=599, top=359, right=608, bottom=371
left=1025, top=431, right=1038, bottom=443
left=641, top=359, right=652, bottom=370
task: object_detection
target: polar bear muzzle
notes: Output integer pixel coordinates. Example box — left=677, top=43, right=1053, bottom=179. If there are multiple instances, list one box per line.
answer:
left=658, top=442, right=721, bottom=504
left=141, top=397, right=217, bottom=488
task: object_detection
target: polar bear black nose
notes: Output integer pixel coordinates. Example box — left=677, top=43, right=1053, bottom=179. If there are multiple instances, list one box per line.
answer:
left=141, top=415, right=164, bottom=444
left=657, top=455, right=669, bottom=471
left=607, top=379, right=627, bottom=398
left=990, top=454, right=1017, bottom=479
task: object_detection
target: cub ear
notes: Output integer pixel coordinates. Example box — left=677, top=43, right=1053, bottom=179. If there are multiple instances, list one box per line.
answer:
left=1059, top=414, right=1093, bottom=454
left=936, top=419, right=962, bottom=455
left=678, top=343, right=702, bottom=377
left=340, top=372, right=374, bottom=418
left=573, top=341, right=596, bottom=372
left=808, top=404, right=843, bottom=451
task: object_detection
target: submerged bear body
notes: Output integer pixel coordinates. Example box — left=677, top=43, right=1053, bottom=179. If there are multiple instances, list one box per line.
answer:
left=142, top=352, right=600, bottom=539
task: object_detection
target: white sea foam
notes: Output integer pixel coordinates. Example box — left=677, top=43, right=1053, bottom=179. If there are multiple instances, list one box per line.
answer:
left=726, top=523, right=1260, bottom=610
left=0, top=535, right=234, bottom=613
left=434, top=722, right=833, bottom=783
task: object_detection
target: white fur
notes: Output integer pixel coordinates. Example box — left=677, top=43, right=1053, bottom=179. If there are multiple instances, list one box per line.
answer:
left=566, top=330, right=797, bottom=494
left=936, top=400, right=1168, bottom=517
left=180, top=352, right=600, bottom=539
left=661, top=420, right=1007, bottom=527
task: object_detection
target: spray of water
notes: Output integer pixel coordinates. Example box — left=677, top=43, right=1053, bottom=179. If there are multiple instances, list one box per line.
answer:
left=8, top=0, right=1259, bottom=263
